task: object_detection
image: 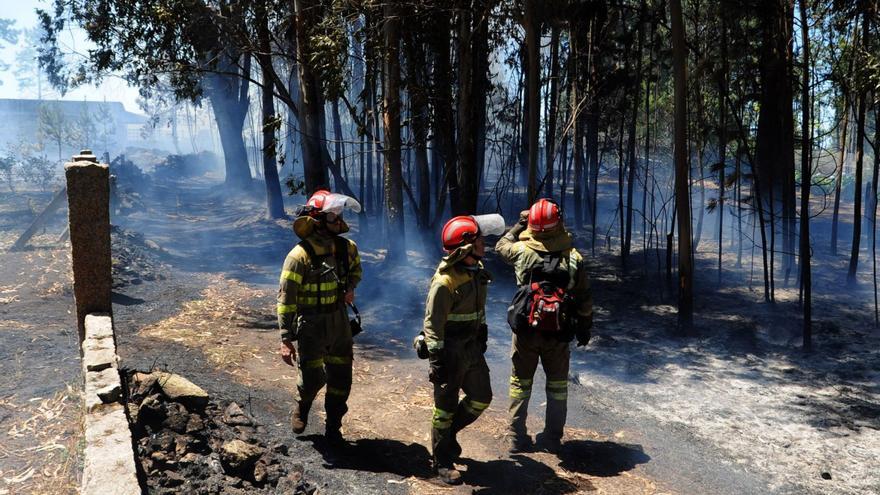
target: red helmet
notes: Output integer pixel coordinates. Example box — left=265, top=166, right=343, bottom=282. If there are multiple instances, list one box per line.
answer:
left=528, top=198, right=562, bottom=232
left=306, top=189, right=331, bottom=215
left=441, top=216, right=480, bottom=251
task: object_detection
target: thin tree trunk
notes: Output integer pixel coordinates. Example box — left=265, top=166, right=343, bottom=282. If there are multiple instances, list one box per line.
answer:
left=717, top=12, right=729, bottom=283
left=257, top=4, right=285, bottom=219
left=545, top=26, right=561, bottom=199
left=847, top=14, right=870, bottom=284
left=383, top=2, right=405, bottom=260
left=524, top=0, right=540, bottom=203
left=831, top=87, right=851, bottom=255
left=799, top=0, right=812, bottom=348
left=671, top=0, right=693, bottom=332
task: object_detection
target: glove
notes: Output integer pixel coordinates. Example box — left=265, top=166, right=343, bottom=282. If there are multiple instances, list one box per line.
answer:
left=478, top=324, right=488, bottom=354
left=518, top=209, right=530, bottom=225
left=413, top=332, right=429, bottom=359
left=428, top=351, right=448, bottom=385
left=575, top=315, right=593, bottom=347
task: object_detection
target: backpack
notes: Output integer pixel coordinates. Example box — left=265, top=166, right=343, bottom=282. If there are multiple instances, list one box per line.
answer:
left=298, top=236, right=350, bottom=288
left=507, top=251, right=574, bottom=337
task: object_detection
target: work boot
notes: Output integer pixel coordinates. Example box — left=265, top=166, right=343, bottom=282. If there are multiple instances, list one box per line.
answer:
left=436, top=466, right=462, bottom=485
left=450, top=436, right=462, bottom=461
left=508, top=433, right=533, bottom=454
left=291, top=401, right=310, bottom=434
left=535, top=431, right=561, bottom=454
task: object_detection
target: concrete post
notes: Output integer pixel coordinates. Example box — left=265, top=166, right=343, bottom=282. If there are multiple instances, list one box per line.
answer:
left=65, top=150, right=112, bottom=345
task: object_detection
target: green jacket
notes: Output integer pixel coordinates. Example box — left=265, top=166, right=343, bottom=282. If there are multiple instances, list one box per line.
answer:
left=495, top=226, right=592, bottom=321
left=277, top=233, right=362, bottom=341
left=422, top=250, right=492, bottom=353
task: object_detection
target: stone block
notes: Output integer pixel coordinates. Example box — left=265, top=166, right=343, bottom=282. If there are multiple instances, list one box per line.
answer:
left=156, top=372, right=209, bottom=409
left=82, top=402, right=141, bottom=495
left=85, top=314, right=115, bottom=342
left=82, top=344, right=117, bottom=373
left=84, top=367, right=122, bottom=413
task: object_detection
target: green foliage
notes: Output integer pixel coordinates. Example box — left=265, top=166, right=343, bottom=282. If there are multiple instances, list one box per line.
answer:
left=284, top=175, right=306, bottom=196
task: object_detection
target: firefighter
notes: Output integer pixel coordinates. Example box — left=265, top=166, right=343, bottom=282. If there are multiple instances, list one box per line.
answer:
left=278, top=189, right=363, bottom=445
left=421, top=214, right=504, bottom=484
left=495, top=198, right=593, bottom=454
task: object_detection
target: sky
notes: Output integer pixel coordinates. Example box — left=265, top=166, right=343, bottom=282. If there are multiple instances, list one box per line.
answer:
left=0, top=0, right=142, bottom=114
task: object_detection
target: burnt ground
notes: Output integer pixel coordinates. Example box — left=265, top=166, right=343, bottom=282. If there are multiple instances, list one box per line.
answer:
left=1, top=175, right=879, bottom=494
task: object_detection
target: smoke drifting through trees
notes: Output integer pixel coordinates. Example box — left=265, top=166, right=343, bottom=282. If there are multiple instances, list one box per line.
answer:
left=37, top=0, right=880, bottom=340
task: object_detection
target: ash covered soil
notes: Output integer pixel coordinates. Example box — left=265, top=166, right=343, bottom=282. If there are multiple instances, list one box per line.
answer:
left=2, top=176, right=879, bottom=494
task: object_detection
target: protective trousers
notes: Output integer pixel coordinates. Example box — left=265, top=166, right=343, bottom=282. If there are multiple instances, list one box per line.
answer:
left=508, top=331, right=570, bottom=440
left=431, top=338, right=492, bottom=468
left=295, top=307, right=353, bottom=432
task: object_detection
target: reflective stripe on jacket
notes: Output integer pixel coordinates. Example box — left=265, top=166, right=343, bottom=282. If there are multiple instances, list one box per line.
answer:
left=277, top=234, right=362, bottom=339
left=423, top=259, right=491, bottom=353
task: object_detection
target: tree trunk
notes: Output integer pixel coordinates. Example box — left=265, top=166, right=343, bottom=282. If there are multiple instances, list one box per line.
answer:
left=798, top=0, right=812, bottom=348
left=717, top=12, right=729, bottom=283
left=671, top=0, right=693, bottom=332
left=294, top=0, right=329, bottom=194
left=404, top=28, right=431, bottom=227
left=383, top=2, right=406, bottom=261
left=429, top=9, right=460, bottom=218
left=570, top=21, right=584, bottom=227
left=257, top=4, right=285, bottom=219
left=624, top=7, right=644, bottom=263
left=524, top=0, right=540, bottom=203
left=848, top=13, right=870, bottom=284
left=205, top=64, right=252, bottom=188
left=831, top=58, right=852, bottom=255
left=544, top=26, right=561, bottom=199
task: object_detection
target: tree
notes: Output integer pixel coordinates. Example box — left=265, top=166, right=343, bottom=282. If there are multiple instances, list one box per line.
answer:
left=383, top=2, right=405, bottom=261
left=256, top=1, right=286, bottom=219
left=798, top=0, right=812, bottom=350
left=39, top=0, right=253, bottom=189
left=671, top=0, right=693, bottom=332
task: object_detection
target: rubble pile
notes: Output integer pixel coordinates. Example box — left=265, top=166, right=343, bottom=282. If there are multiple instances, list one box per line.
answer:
left=125, top=370, right=315, bottom=495
left=111, top=226, right=169, bottom=288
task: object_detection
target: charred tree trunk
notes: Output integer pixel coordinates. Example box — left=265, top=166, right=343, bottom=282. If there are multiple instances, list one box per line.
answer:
left=404, top=28, right=431, bottom=227
left=545, top=25, right=561, bottom=199
left=524, top=0, right=540, bottom=203
left=831, top=82, right=851, bottom=255
left=716, top=12, right=729, bottom=283
left=294, top=0, right=329, bottom=194
left=798, top=0, right=812, bottom=349
left=671, top=0, right=693, bottom=332
left=848, top=12, right=870, bottom=284
left=570, top=19, right=585, bottom=228
left=755, top=0, right=794, bottom=299
left=624, top=6, right=644, bottom=264
left=383, top=2, right=405, bottom=260
left=430, top=10, right=460, bottom=218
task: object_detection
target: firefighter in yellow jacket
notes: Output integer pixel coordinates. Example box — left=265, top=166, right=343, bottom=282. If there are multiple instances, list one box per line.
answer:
left=278, top=189, right=363, bottom=444
left=495, top=198, right=593, bottom=454
left=420, top=214, right=504, bottom=484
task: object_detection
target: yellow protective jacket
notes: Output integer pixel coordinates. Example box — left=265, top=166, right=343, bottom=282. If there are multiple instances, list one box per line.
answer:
left=277, top=233, right=362, bottom=341
left=422, top=249, right=492, bottom=353
left=495, top=227, right=592, bottom=321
